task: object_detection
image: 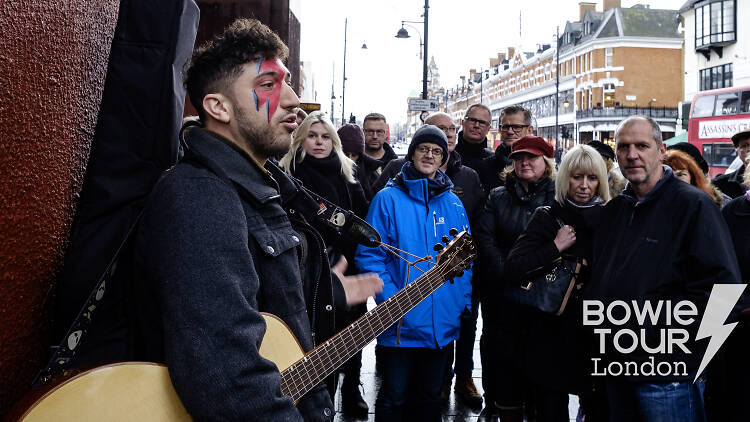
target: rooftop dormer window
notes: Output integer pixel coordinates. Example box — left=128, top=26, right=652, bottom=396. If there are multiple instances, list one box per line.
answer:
left=695, top=0, right=735, bottom=50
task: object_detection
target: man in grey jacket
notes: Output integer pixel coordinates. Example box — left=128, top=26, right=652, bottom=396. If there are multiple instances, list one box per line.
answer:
left=132, top=19, right=344, bottom=421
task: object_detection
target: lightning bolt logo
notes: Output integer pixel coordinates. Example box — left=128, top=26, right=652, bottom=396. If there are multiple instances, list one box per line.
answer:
left=694, top=284, right=746, bottom=382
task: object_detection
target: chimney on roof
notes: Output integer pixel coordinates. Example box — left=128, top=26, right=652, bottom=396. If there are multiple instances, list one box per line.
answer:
left=579, top=2, right=596, bottom=21
left=604, top=0, right=621, bottom=11
left=507, top=47, right=515, bottom=59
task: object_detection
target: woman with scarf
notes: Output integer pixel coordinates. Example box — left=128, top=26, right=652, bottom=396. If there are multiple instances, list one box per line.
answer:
left=505, top=144, right=611, bottom=421
left=280, top=111, right=370, bottom=415
left=473, top=136, right=560, bottom=422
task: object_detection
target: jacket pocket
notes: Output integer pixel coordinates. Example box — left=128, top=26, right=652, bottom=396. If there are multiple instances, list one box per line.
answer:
left=247, top=214, right=301, bottom=258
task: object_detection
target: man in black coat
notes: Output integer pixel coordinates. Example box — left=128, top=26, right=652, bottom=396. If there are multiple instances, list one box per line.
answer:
left=477, top=105, right=535, bottom=193
left=455, top=104, right=494, bottom=173
left=586, top=116, right=742, bottom=421
left=362, top=112, right=398, bottom=173
left=712, top=129, right=749, bottom=199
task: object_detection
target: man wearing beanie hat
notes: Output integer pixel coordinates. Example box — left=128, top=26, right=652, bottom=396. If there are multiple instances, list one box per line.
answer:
left=356, top=124, right=473, bottom=421
left=338, top=123, right=381, bottom=200
left=407, top=124, right=449, bottom=170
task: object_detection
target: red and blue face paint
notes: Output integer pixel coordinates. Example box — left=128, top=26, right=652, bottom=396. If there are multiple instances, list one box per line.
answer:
left=252, top=57, right=286, bottom=122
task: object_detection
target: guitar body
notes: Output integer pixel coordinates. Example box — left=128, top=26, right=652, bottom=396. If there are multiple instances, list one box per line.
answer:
left=11, top=232, right=476, bottom=421
left=11, top=314, right=303, bottom=422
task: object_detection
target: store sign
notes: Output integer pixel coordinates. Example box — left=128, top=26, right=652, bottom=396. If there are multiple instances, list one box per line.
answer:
left=698, top=118, right=750, bottom=139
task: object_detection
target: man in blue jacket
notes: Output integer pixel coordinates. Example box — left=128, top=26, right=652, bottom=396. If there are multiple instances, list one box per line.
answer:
left=356, top=125, right=473, bottom=422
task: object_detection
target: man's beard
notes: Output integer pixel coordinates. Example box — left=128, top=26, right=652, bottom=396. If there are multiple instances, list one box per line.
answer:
left=235, top=103, right=291, bottom=159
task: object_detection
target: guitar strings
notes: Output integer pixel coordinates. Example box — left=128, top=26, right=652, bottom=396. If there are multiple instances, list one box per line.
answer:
left=281, top=253, right=474, bottom=402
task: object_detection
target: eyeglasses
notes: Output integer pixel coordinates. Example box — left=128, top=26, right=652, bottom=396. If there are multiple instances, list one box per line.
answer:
left=500, top=124, right=530, bottom=133
left=464, top=117, right=490, bottom=127
left=437, top=125, right=457, bottom=133
left=364, top=129, right=386, bottom=136
left=415, top=146, right=443, bottom=157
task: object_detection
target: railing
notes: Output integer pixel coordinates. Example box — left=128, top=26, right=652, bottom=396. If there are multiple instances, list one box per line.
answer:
left=576, top=106, right=678, bottom=119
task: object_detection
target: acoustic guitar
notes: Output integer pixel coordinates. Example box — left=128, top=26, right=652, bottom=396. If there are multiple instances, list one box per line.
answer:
left=9, top=231, right=475, bottom=421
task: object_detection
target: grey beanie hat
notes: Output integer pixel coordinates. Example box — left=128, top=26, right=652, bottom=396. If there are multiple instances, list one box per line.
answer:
left=407, top=124, right=449, bottom=165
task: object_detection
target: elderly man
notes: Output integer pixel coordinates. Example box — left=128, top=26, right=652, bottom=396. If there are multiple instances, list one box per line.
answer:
left=455, top=104, right=494, bottom=172
left=478, top=105, right=535, bottom=193
left=356, top=125, right=473, bottom=422
left=713, top=129, right=750, bottom=198
left=586, top=115, right=741, bottom=422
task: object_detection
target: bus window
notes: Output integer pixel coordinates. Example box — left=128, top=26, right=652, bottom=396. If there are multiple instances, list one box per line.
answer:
left=740, top=90, right=750, bottom=113
left=704, top=143, right=737, bottom=168
left=714, top=92, right=739, bottom=116
left=692, top=95, right=715, bottom=117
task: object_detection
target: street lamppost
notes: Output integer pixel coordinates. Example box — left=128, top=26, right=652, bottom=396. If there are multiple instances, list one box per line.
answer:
left=555, top=26, right=560, bottom=163
left=395, top=0, right=429, bottom=99
left=340, top=18, right=368, bottom=126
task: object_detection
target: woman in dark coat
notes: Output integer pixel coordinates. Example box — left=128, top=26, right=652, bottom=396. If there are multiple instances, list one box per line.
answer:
left=505, top=144, right=611, bottom=421
left=473, top=136, right=558, bottom=422
left=280, top=111, right=370, bottom=416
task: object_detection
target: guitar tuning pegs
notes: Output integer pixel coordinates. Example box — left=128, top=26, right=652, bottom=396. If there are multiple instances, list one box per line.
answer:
left=449, top=228, right=458, bottom=237
left=441, top=235, right=450, bottom=244
left=433, top=243, right=444, bottom=252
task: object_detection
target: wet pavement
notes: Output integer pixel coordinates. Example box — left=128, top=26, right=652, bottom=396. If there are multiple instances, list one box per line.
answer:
left=332, top=299, right=581, bottom=421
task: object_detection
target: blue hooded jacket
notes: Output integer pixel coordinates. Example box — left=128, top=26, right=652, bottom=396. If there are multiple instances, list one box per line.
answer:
left=355, top=163, right=473, bottom=348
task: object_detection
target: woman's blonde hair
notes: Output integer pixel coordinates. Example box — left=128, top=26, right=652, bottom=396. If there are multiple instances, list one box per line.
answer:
left=279, top=111, right=356, bottom=183
left=555, top=145, right=611, bottom=204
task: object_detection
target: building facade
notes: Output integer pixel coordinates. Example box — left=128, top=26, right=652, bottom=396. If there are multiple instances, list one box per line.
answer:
left=680, top=0, right=749, bottom=101
left=442, top=0, right=682, bottom=151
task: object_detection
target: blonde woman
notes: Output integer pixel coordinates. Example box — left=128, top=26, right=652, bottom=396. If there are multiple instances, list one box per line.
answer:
left=505, top=144, right=611, bottom=420
left=280, top=111, right=367, bottom=220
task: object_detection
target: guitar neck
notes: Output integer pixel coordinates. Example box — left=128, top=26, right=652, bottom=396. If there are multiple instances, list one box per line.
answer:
left=280, top=260, right=452, bottom=402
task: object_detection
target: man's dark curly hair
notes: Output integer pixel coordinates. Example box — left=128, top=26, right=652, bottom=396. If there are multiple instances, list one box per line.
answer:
left=184, top=19, right=289, bottom=121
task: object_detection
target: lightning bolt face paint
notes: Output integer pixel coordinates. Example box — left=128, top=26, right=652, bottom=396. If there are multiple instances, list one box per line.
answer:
left=252, top=57, right=287, bottom=123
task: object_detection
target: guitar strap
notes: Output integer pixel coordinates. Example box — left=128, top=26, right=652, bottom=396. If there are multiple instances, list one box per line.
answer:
left=33, top=169, right=174, bottom=387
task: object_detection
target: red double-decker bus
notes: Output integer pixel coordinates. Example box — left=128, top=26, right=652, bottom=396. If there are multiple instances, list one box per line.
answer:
left=688, top=86, right=750, bottom=178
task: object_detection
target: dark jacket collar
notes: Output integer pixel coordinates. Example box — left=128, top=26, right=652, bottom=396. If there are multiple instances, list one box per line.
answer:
left=446, top=150, right=462, bottom=174
left=183, top=126, right=282, bottom=205
left=507, top=174, right=554, bottom=202
left=456, top=131, right=489, bottom=153
left=621, top=165, right=674, bottom=206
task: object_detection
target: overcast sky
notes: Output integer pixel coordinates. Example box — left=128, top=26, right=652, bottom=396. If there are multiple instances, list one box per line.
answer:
left=298, top=0, right=685, bottom=125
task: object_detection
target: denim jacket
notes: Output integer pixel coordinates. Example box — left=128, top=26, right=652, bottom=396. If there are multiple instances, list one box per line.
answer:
left=132, top=127, right=333, bottom=421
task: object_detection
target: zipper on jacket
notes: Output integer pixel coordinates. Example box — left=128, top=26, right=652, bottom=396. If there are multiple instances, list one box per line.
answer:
left=433, top=210, right=437, bottom=237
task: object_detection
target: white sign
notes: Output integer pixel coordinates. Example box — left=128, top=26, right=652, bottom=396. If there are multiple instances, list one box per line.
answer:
left=698, top=118, right=750, bottom=139
left=626, top=95, right=636, bottom=101
left=408, top=98, right=439, bottom=111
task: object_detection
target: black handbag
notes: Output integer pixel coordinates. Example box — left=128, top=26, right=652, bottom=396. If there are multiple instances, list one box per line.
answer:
left=505, top=218, right=587, bottom=316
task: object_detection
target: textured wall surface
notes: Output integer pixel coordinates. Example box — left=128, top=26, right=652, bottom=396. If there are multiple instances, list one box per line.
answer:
left=0, top=1, right=119, bottom=416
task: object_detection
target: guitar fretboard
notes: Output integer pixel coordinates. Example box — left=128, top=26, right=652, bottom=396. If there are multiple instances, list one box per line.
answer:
left=280, top=253, right=470, bottom=403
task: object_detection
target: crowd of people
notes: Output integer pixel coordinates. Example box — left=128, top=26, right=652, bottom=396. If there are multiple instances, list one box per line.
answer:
left=67, top=19, right=749, bottom=422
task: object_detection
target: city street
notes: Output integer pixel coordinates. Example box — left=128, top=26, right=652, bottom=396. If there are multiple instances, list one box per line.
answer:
left=333, top=300, right=581, bottom=421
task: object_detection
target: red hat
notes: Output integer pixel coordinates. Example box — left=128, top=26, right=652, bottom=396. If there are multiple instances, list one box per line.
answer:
left=509, top=136, right=554, bottom=159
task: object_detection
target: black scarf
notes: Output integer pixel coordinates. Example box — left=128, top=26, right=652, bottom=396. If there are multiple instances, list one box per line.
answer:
left=292, top=150, right=352, bottom=210
left=401, top=161, right=452, bottom=198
